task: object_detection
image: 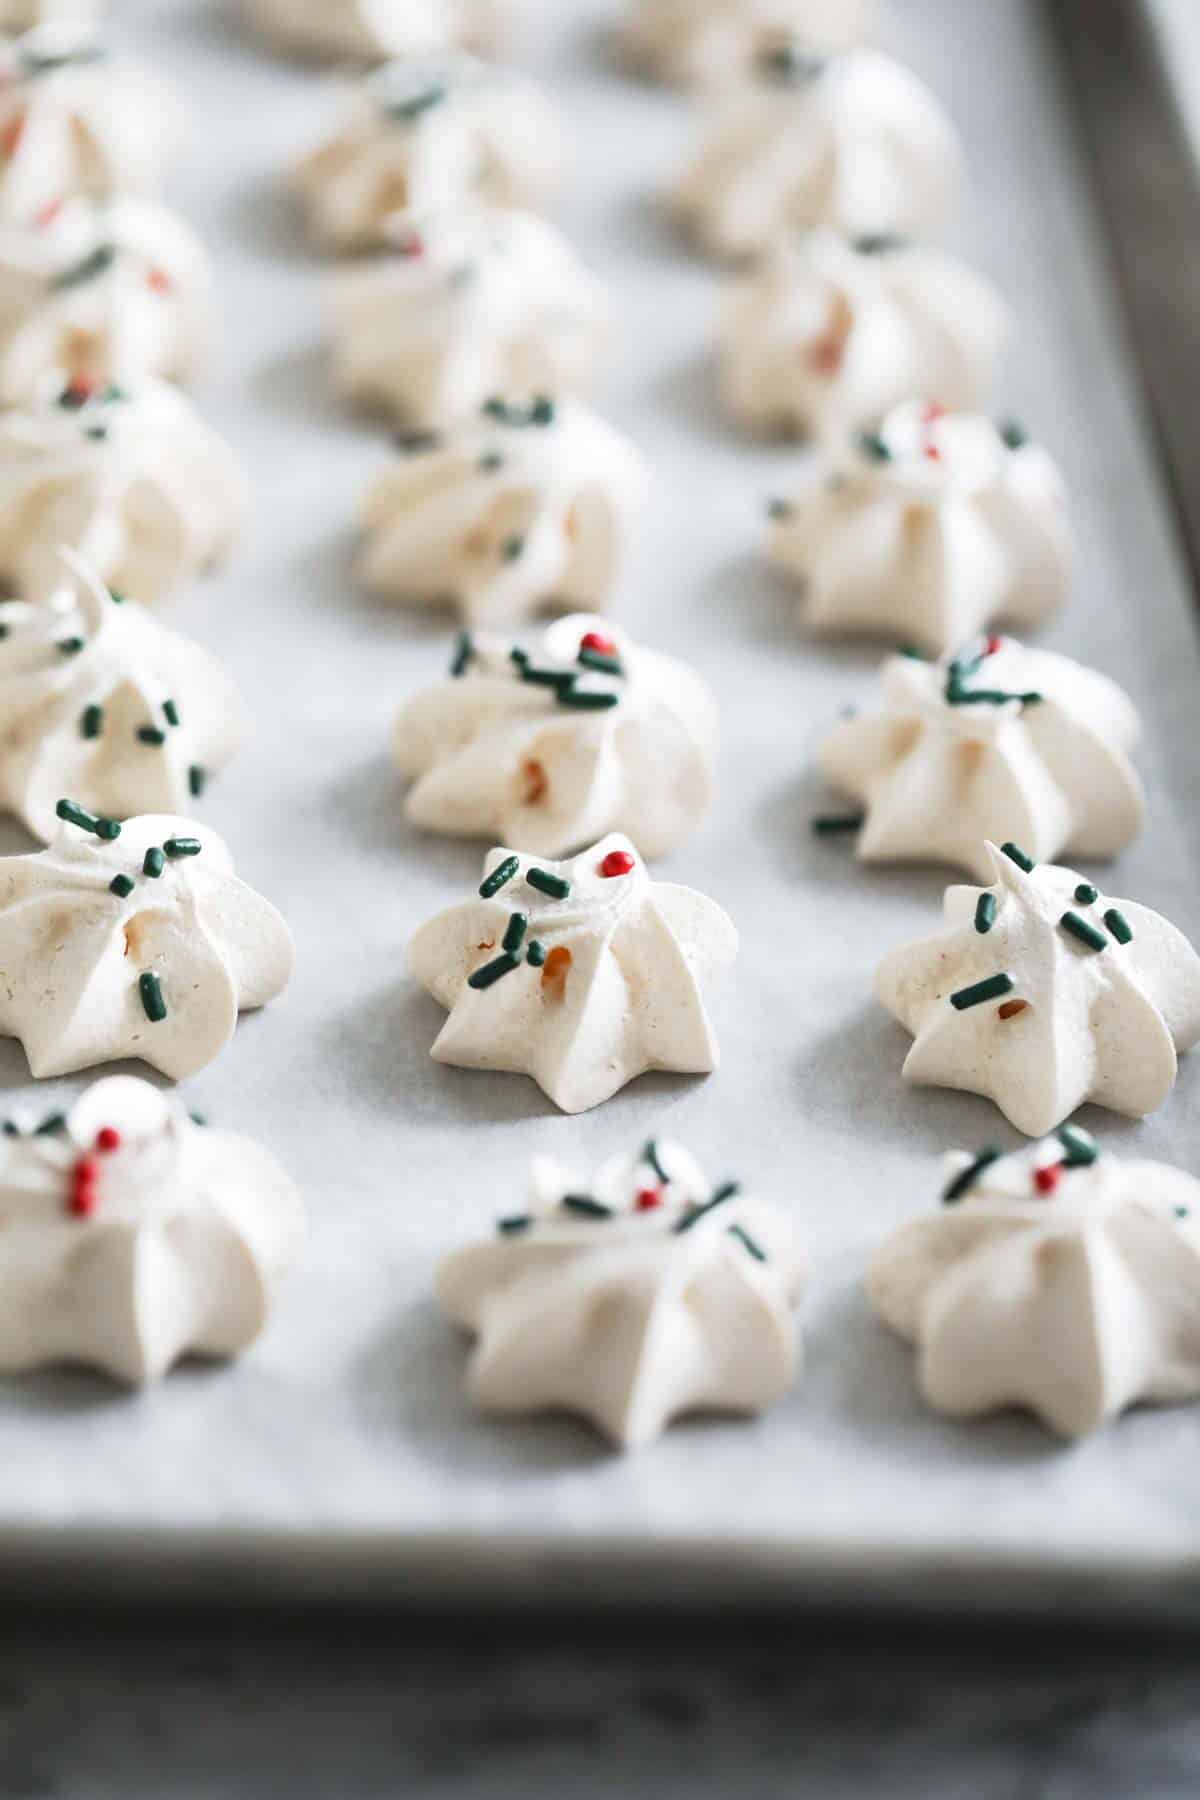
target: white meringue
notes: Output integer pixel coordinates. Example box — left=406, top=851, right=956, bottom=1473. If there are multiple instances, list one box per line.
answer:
left=875, top=841, right=1200, bottom=1137
left=359, top=395, right=646, bottom=627
left=622, top=0, right=878, bottom=85
left=294, top=54, right=563, bottom=255
left=438, top=1136, right=804, bottom=1449
left=769, top=402, right=1074, bottom=655
left=249, top=0, right=521, bottom=61
left=394, top=613, right=715, bottom=859
left=0, top=809, right=294, bottom=1080
left=0, top=1076, right=303, bottom=1385
left=0, top=194, right=212, bottom=406
left=867, top=1130, right=1200, bottom=1439
left=720, top=230, right=1007, bottom=443
left=818, top=637, right=1144, bottom=881
left=331, top=207, right=609, bottom=430
left=408, top=834, right=738, bottom=1114
left=0, top=375, right=247, bottom=605
left=0, top=25, right=178, bottom=227
left=673, top=47, right=962, bottom=262
left=0, top=552, right=245, bottom=843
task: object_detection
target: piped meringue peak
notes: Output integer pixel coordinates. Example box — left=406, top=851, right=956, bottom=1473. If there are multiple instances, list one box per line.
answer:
left=0, top=1077, right=304, bottom=1385
left=0, top=807, right=294, bottom=1080
left=672, top=46, right=962, bottom=262
left=250, top=0, right=522, bottom=62
left=875, top=842, right=1200, bottom=1137
left=407, top=836, right=738, bottom=1114
left=816, top=636, right=1144, bottom=880
left=0, top=24, right=177, bottom=227
left=622, top=0, right=878, bottom=86
left=720, top=231, right=1008, bottom=444
left=868, top=1132, right=1200, bottom=1439
left=0, top=193, right=212, bottom=405
left=330, top=207, right=610, bottom=431
left=437, top=1136, right=805, bottom=1449
left=294, top=53, right=563, bottom=255
left=394, top=614, right=715, bottom=860
left=359, top=394, right=646, bottom=627
left=767, top=402, right=1074, bottom=654
left=0, top=374, right=246, bottom=605
left=0, top=551, right=245, bottom=842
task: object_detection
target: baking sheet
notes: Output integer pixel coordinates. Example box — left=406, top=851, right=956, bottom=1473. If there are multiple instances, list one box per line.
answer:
left=4, top=0, right=1200, bottom=1614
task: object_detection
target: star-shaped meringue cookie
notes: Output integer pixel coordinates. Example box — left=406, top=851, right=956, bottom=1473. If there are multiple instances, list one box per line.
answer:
left=875, top=842, right=1200, bottom=1136
left=0, top=807, right=294, bottom=1079
left=868, top=1129, right=1200, bottom=1438
left=407, top=834, right=738, bottom=1113
left=437, top=1135, right=805, bottom=1448
left=818, top=635, right=1144, bottom=880
left=0, top=1075, right=304, bottom=1384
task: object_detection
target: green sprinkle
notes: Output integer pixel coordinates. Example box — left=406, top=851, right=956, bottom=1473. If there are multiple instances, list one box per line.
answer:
left=1000, top=842, right=1035, bottom=873
left=163, top=698, right=180, bottom=728
left=509, top=646, right=530, bottom=668
left=527, top=868, right=570, bottom=900
left=950, top=973, right=1014, bottom=1011
left=502, top=912, right=528, bottom=954
left=1176, top=1206, right=1191, bottom=1221
left=479, top=451, right=504, bottom=472
left=143, top=847, right=165, bottom=879
left=1060, top=911, right=1108, bottom=953
left=80, top=703, right=103, bottom=739
left=728, top=1223, right=767, bottom=1262
left=557, top=688, right=620, bottom=711
left=644, top=1140, right=668, bottom=1183
left=188, top=764, right=207, bottom=798
left=943, top=1146, right=1003, bottom=1204
left=675, top=1181, right=742, bottom=1235
left=562, top=1194, right=612, bottom=1219
left=55, top=798, right=120, bottom=840
left=136, top=726, right=166, bottom=746
left=999, top=420, right=1028, bottom=451
left=854, top=233, right=907, bottom=255
left=812, top=814, right=864, bottom=836
left=467, top=953, right=521, bottom=991
left=531, top=396, right=555, bottom=426
left=108, top=587, right=126, bottom=605
left=498, top=1214, right=531, bottom=1235
left=138, top=972, right=167, bottom=1023
left=56, top=636, right=84, bottom=656
left=525, top=940, right=546, bottom=967
left=34, top=1112, right=65, bottom=1137
left=450, top=631, right=473, bottom=677
left=577, top=649, right=623, bottom=677
left=502, top=536, right=525, bottom=562
left=83, top=425, right=108, bottom=442
left=51, top=243, right=116, bottom=292
left=899, top=645, right=927, bottom=659
left=1104, top=909, right=1133, bottom=945
left=164, top=837, right=201, bottom=859
left=109, top=874, right=135, bottom=899
left=858, top=432, right=892, bottom=463
left=189, top=1111, right=208, bottom=1128
left=394, top=429, right=440, bottom=454
left=947, top=687, right=1038, bottom=707
left=974, top=893, right=997, bottom=933
left=479, top=855, right=519, bottom=898
left=766, top=497, right=794, bottom=522
left=519, top=664, right=575, bottom=691
left=1, top=1121, right=16, bottom=1136
left=1074, top=884, right=1099, bottom=905
left=383, top=83, right=446, bottom=122
left=1058, top=1124, right=1099, bottom=1168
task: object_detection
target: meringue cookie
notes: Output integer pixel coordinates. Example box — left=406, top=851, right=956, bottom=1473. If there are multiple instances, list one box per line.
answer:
left=769, top=403, right=1074, bottom=654
left=0, top=808, right=294, bottom=1080
left=394, top=614, right=715, bottom=859
left=720, top=231, right=1007, bottom=443
left=0, top=25, right=178, bottom=227
left=622, top=0, right=878, bottom=85
left=331, top=207, right=609, bottom=430
left=0, top=552, right=245, bottom=842
left=868, top=1130, right=1200, bottom=1438
left=875, top=841, right=1200, bottom=1137
left=250, top=0, right=521, bottom=61
left=408, top=834, right=738, bottom=1113
left=438, top=1137, right=804, bottom=1448
left=0, top=1076, right=303, bottom=1385
left=0, top=375, right=247, bottom=605
left=673, top=47, right=962, bottom=262
left=0, top=194, right=212, bottom=406
left=294, top=54, right=563, bottom=255
left=359, top=395, right=646, bottom=627
left=818, top=637, right=1144, bottom=880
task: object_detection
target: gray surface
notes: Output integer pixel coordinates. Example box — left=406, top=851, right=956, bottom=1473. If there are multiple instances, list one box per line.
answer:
left=2, top=0, right=1200, bottom=1609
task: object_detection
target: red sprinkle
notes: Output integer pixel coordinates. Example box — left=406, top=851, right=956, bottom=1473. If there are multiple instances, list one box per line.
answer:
left=1, top=112, right=25, bottom=160
left=635, top=1188, right=663, bottom=1212
left=599, top=850, right=635, bottom=879
left=96, top=1127, right=121, bottom=1153
left=68, top=1187, right=98, bottom=1219
left=64, top=373, right=96, bottom=404
left=146, top=267, right=171, bottom=294
left=396, top=232, right=425, bottom=259
left=580, top=630, right=616, bottom=656
left=1034, top=1164, right=1063, bottom=1195
left=985, top=635, right=1004, bottom=656
left=35, top=196, right=63, bottom=230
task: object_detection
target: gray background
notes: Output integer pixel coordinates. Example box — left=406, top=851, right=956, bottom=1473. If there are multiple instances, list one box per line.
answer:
left=1, top=0, right=1199, bottom=1616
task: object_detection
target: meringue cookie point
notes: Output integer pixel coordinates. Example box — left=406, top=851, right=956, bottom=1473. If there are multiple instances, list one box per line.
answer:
left=437, top=1137, right=804, bottom=1447
left=408, top=836, right=738, bottom=1113
left=868, top=1136, right=1200, bottom=1437
left=0, top=1075, right=303, bottom=1385
left=876, top=844, right=1200, bottom=1135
